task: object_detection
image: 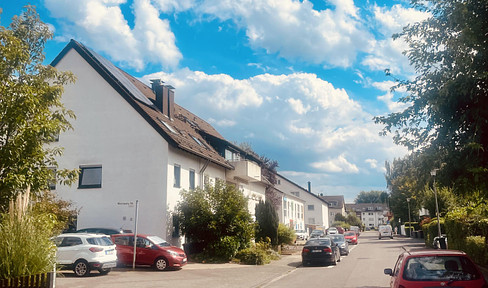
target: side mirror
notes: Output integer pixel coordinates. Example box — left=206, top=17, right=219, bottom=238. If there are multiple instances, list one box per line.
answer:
left=384, top=268, right=393, bottom=276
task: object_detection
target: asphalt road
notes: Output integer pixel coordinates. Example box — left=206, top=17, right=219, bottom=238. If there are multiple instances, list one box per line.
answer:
left=54, top=231, right=426, bottom=288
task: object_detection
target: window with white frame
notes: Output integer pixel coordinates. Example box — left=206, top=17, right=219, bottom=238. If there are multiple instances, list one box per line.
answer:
left=78, top=165, right=102, bottom=189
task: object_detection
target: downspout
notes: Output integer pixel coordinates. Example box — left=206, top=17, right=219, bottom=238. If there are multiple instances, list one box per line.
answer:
left=199, top=159, right=210, bottom=188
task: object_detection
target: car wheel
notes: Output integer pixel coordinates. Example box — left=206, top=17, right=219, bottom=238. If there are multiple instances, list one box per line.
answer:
left=98, top=268, right=111, bottom=275
left=154, top=257, right=168, bottom=271
left=74, top=260, right=90, bottom=277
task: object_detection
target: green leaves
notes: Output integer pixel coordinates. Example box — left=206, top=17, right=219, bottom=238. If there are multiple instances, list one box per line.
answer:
left=0, top=6, right=76, bottom=210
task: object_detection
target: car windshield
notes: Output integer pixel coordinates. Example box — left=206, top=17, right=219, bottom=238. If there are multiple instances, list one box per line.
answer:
left=345, top=231, right=355, bottom=236
left=305, top=238, right=331, bottom=246
left=403, top=256, right=481, bottom=281
left=147, top=235, right=171, bottom=247
left=87, top=236, right=114, bottom=246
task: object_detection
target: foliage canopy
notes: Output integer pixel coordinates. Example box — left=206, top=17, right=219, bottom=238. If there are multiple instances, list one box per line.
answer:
left=0, top=6, right=77, bottom=210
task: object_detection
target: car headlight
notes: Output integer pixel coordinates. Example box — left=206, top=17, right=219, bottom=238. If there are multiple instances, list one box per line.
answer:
left=168, top=250, right=179, bottom=257
left=340, top=243, right=346, bottom=248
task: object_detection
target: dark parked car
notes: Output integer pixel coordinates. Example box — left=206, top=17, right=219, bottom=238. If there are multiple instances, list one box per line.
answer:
left=76, top=228, right=130, bottom=235
left=111, top=234, right=187, bottom=271
left=328, top=234, right=349, bottom=256
left=384, top=249, right=487, bottom=288
left=310, top=229, right=325, bottom=238
left=302, top=237, right=341, bottom=266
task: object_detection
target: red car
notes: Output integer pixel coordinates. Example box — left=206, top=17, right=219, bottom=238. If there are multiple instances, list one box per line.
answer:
left=111, top=234, right=187, bottom=271
left=344, top=231, right=358, bottom=245
left=384, top=249, right=487, bottom=288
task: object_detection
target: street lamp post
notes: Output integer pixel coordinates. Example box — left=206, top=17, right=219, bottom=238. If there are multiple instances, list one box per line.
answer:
left=406, top=198, right=412, bottom=237
left=431, top=170, right=442, bottom=239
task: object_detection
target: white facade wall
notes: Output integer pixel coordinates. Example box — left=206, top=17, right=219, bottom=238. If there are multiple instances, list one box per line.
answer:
left=361, top=211, right=387, bottom=228
left=275, top=175, right=329, bottom=229
left=53, top=49, right=229, bottom=244
left=282, top=194, right=305, bottom=231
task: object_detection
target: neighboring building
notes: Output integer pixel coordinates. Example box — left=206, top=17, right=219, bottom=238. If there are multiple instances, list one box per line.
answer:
left=345, top=203, right=390, bottom=229
left=50, top=40, right=267, bottom=246
left=320, top=195, right=346, bottom=227
left=275, top=174, right=329, bottom=232
left=281, top=190, right=306, bottom=231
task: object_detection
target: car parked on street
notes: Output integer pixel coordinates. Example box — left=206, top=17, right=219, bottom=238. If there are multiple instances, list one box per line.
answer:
left=349, top=225, right=360, bottom=236
left=111, top=234, right=187, bottom=271
left=301, top=237, right=341, bottom=266
left=295, top=230, right=309, bottom=241
left=344, top=231, right=358, bottom=245
left=54, top=233, right=117, bottom=277
left=328, top=234, right=349, bottom=256
left=310, top=229, right=325, bottom=238
left=326, top=227, right=338, bottom=235
left=76, top=227, right=129, bottom=235
left=378, top=224, right=393, bottom=239
left=384, top=249, right=487, bottom=288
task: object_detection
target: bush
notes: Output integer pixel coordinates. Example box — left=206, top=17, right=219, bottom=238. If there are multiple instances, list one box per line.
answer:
left=234, top=241, right=280, bottom=265
left=255, top=201, right=279, bottom=245
left=464, top=236, right=487, bottom=266
left=277, top=223, right=295, bottom=245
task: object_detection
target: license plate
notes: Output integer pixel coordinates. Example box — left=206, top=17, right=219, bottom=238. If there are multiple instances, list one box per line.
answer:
left=103, top=262, right=116, bottom=268
left=105, top=249, right=114, bottom=255
left=312, top=250, right=322, bottom=253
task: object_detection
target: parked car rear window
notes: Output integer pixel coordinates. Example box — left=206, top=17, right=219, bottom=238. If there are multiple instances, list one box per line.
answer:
left=306, top=238, right=331, bottom=246
left=403, top=256, right=481, bottom=281
left=87, top=236, right=114, bottom=246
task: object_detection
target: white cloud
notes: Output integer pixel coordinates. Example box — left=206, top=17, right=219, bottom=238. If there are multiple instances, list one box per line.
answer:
left=44, top=0, right=182, bottom=70
left=311, top=154, right=359, bottom=174
left=287, top=98, right=310, bottom=115
left=195, top=0, right=372, bottom=68
left=208, top=118, right=236, bottom=127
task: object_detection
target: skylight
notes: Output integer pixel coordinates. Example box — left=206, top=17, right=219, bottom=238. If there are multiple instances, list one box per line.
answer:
left=159, top=119, right=178, bottom=134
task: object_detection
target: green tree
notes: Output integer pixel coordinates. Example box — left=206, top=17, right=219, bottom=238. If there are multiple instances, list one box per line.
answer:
left=0, top=6, right=78, bottom=211
left=255, top=200, right=279, bottom=245
left=176, top=180, right=254, bottom=261
left=375, top=0, right=488, bottom=195
left=355, top=190, right=388, bottom=204
left=346, top=213, right=362, bottom=227
left=334, top=213, right=347, bottom=222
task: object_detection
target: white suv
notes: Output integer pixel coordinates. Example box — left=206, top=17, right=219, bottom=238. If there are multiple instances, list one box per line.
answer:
left=54, top=233, right=117, bottom=277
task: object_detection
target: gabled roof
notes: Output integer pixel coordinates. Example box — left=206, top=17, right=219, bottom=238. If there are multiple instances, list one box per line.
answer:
left=345, top=203, right=389, bottom=212
left=320, top=195, right=345, bottom=208
left=51, top=39, right=233, bottom=169
left=276, top=173, right=329, bottom=205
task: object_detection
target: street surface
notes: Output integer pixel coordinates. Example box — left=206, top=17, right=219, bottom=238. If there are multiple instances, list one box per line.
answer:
left=55, top=231, right=426, bottom=288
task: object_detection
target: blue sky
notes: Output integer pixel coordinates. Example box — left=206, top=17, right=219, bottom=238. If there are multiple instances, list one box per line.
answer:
left=2, top=0, right=429, bottom=202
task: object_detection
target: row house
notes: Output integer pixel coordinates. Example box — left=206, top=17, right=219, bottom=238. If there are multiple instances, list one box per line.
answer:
left=345, top=203, right=390, bottom=229
left=275, top=174, right=329, bottom=233
left=50, top=40, right=267, bottom=246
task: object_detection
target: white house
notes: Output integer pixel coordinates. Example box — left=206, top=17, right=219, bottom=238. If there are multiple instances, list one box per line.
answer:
left=319, top=195, right=346, bottom=227
left=345, top=203, right=391, bottom=229
left=275, top=174, right=329, bottom=233
left=50, top=40, right=266, bottom=246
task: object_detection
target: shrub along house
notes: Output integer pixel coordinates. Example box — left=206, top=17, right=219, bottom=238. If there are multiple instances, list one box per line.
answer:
left=50, top=40, right=267, bottom=246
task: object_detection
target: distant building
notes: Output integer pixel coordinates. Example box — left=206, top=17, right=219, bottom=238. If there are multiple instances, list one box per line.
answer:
left=319, top=195, right=346, bottom=227
left=276, top=174, right=329, bottom=232
left=345, top=203, right=391, bottom=228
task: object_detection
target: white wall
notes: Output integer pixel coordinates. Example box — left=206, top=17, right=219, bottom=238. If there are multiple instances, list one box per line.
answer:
left=275, top=175, right=329, bottom=229
left=53, top=49, right=172, bottom=238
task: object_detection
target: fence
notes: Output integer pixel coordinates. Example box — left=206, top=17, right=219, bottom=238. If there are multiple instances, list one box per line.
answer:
left=0, top=272, right=54, bottom=288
